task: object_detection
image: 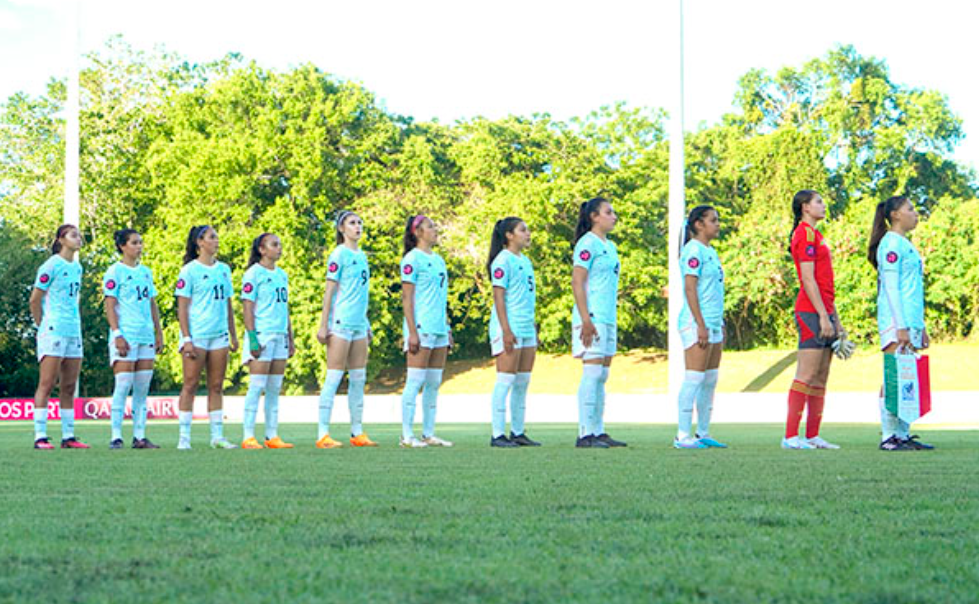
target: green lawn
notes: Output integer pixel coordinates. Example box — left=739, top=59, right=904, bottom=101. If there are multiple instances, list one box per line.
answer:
left=2, top=422, right=977, bottom=603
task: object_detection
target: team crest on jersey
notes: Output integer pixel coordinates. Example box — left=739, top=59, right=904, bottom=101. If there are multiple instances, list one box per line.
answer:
left=493, top=268, right=504, bottom=279
left=886, top=251, right=898, bottom=264
left=805, top=245, right=816, bottom=257
left=579, top=250, right=591, bottom=261
left=106, top=279, right=117, bottom=290
left=176, top=279, right=186, bottom=290
left=39, top=274, right=50, bottom=284
left=328, top=262, right=339, bottom=273
left=243, top=283, right=254, bottom=294
left=688, top=258, right=700, bottom=269
left=403, top=264, right=413, bottom=275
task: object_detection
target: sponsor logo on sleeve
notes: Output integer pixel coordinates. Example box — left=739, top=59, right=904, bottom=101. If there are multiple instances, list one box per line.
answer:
left=579, top=250, right=591, bottom=261
left=886, top=251, right=898, bottom=264
left=493, top=268, right=504, bottom=279
left=243, top=283, right=254, bottom=294
left=805, top=244, right=816, bottom=258
left=39, top=274, right=50, bottom=284
left=328, top=262, right=339, bottom=273
left=176, top=279, right=186, bottom=290
left=403, top=264, right=413, bottom=275
left=106, top=279, right=116, bottom=290
left=688, top=258, right=700, bottom=269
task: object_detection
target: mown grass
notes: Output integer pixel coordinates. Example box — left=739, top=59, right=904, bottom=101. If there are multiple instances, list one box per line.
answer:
left=2, top=422, right=977, bottom=603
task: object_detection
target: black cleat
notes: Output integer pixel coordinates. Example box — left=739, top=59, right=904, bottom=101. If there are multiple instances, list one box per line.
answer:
left=132, top=437, right=161, bottom=449
left=510, top=433, right=541, bottom=447
left=903, top=435, right=935, bottom=450
left=491, top=435, right=519, bottom=448
left=596, top=433, right=628, bottom=447
left=109, top=438, right=124, bottom=450
left=879, top=435, right=912, bottom=451
left=576, top=434, right=610, bottom=448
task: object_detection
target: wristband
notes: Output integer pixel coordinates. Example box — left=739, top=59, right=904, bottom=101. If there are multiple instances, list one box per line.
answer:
left=180, top=335, right=193, bottom=348
left=111, top=329, right=123, bottom=341
left=248, top=330, right=260, bottom=353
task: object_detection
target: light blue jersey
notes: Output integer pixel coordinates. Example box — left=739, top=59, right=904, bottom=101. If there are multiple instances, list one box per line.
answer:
left=103, top=262, right=158, bottom=345
left=571, top=232, right=619, bottom=327
left=241, top=264, right=289, bottom=334
left=175, top=260, right=233, bottom=339
left=401, top=248, right=448, bottom=336
left=34, top=255, right=82, bottom=338
left=325, top=246, right=370, bottom=332
left=489, top=250, right=536, bottom=339
left=678, top=239, right=725, bottom=330
left=876, top=231, right=925, bottom=331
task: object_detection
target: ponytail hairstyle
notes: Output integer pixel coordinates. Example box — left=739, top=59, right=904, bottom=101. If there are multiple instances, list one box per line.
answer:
left=247, top=233, right=272, bottom=269
left=574, top=197, right=609, bottom=244
left=114, top=228, right=139, bottom=254
left=335, top=210, right=358, bottom=245
left=486, top=217, right=523, bottom=278
left=51, top=224, right=77, bottom=254
left=787, top=190, right=820, bottom=252
left=678, top=205, right=715, bottom=255
left=183, top=225, right=212, bottom=265
left=867, top=196, right=911, bottom=271
left=403, top=214, right=427, bottom=256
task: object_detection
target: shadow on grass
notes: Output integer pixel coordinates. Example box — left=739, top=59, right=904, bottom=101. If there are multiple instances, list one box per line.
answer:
left=741, top=351, right=797, bottom=392
left=369, top=357, right=494, bottom=394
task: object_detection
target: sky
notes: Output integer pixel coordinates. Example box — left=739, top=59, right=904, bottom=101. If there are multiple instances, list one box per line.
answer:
left=1, top=0, right=976, bottom=174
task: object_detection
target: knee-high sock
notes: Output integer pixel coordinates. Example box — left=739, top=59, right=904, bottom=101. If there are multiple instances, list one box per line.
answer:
left=577, top=364, right=603, bottom=437
left=110, top=371, right=135, bottom=441
left=593, top=366, right=610, bottom=435
left=242, top=373, right=268, bottom=440
left=805, top=385, right=825, bottom=439
left=879, top=388, right=900, bottom=441
left=510, top=372, right=531, bottom=436
left=696, top=369, right=719, bottom=438
left=677, top=370, right=705, bottom=440
left=318, top=369, right=344, bottom=439
left=61, top=406, right=75, bottom=439
left=491, top=372, right=516, bottom=438
left=131, top=370, right=153, bottom=440
left=178, top=410, right=192, bottom=442
left=785, top=380, right=810, bottom=438
left=34, top=404, right=48, bottom=440
left=209, top=409, right=223, bottom=442
left=421, top=368, right=443, bottom=438
left=347, top=368, right=367, bottom=437
left=264, top=374, right=284, bottom=440
left=401, top=368, right=427, bottom=439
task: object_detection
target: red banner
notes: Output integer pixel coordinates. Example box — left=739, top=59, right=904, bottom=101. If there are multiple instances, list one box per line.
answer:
left=0, top=397, right=181, bottom=421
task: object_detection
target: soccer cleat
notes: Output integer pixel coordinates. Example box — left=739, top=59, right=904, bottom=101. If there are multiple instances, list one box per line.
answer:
left=315, top=434, right=343, bottom=449
left=806, top=436, right=840, bottom=450
left=696, top=435, right=728, bottom=448
left=265, top=436, right=294, bottom=449
left=575, top=435, right=610, bottom=448
left=241, top=437, right=264, bottom=450
left=903, top=435, right=935, bottom=450
left=510, top=433, right=542, bottom=447
left=674, top=437, right=708, bottom=449
left=177, top=437, right=192, bottom=450
left=132, top=438, right=160, bottom=449
left=350, top=433, right=378, bottom=447
left=879, top=435, right=912, bottom=451
left=490, top=435, right=518, bottom=448
left=210, top=437, right=237, bottom=450
left=60, top=437, right=90, bottom=449
left=596, top=433, right=628, bottom=447
left=109, top=438, right=124, bottom=450
left=422, top=435, right=454, bottom=447
left=399, top=436, right=428, bottom=449
left=781, top=436, right=815, bottom=450
left=34, top=437, right=55, bottom=450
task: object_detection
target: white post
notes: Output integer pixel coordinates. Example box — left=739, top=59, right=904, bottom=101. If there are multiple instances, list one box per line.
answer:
left=63, top=0, right=80, bottom=227
left=667, top=0, right=686, bottom=403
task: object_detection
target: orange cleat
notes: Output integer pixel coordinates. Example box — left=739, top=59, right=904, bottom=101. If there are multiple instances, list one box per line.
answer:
left=350, top=433, right=378, bottom=447
left=315, top=434, right=343, bottom=449
left=241, top=437, right=264, bottom=449
left=265, top=436, right=294, bottom=449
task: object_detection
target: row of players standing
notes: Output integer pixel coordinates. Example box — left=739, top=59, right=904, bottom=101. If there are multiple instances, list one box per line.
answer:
left=28, top=192, right=933, bottom=450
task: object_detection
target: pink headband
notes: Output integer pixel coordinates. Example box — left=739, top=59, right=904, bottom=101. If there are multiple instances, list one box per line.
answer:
left=411, top=215, right=428, bottom=234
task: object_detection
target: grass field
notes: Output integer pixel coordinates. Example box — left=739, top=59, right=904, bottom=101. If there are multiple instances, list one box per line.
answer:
left=3, top=422, right=978, bottom=603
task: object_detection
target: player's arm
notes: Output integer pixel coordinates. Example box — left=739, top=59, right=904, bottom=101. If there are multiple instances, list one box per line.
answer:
left=402, top=282, right=419, bottom=354
left=150, top=298, right=164, bottom=353
left=104, top=297, right=130, bottom=356
left=571, top=266, right=596, bottom=347
left=177, top=296, right=196, bottom=359
left=226, top=297, right=238, bottom=352
left=316, top=280, right=338, bottom=345
left=799, top=263, right=834, bottom=339
left=683, top=274, right=708, bottom=348
left=492, top=286, right=516, bottom=353
left=29, top=288, right=44, bottom=327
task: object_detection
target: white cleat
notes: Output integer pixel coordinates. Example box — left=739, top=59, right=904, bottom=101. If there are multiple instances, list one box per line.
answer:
left=781, top=436, right=815, bottom=450
left=177, top=437, right=192, bottom=450
left=421, top=435, right=454, bottom=447
left=399, top=436, right=428, bottom=449
left=806, top=436, right=840, bottom=449
left=210, top=437, right=237, bottom=450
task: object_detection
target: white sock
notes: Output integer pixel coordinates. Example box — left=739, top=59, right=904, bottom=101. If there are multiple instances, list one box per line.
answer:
left=491, top=373, right=516, bottom=438
left=593, top=366, right=610, bottom=435
left=318, top=369, right=344, bottom=439
left=347, top=368, right=367, bottom=437
left=209, top=409, right=223, bottom=442
left=401, top=368, right=427, bottom=439
left=131, top=370, right=153, bottom=440
left=577, top=364, right=603, bottom=437
left=110, top=371, right=135, bottom=441
left=264, top=374, right=284, bottom=440
left=243, top=373, right=268, bottom=440
left=421, top=368, right=443, bottom=438
left=60, top=406, right=75, bottom=439
left=34, top=404, right=48, bottom=440
left=510, top=372, right=531, bottom=436
left=677, top=371, right=705, bottom=440
left=696, top=369, right=719, bottom=438
left=879, top=391, right=898, bottom=441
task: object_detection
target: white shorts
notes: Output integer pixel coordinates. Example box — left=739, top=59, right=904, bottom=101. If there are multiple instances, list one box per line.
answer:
left=242, top=332, right=289, bottom=365
left=490, top=333, right=537, bottom=357
left=879, top=326, right=924, bottom=351
left=572, top=323, right=617, bottom=360
left=402, top=333, right=450, bottom=352
left=679, top=321, right=724, bottom=350
left=109, top=341, right=156, bottom=366
left=192, top=333, right=230, bottom=352
left=37, top=332, right=83, bottom=361
left=328, top=328, right=369, bottom=343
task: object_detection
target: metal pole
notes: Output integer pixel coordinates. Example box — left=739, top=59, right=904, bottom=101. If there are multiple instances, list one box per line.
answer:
left=64, top=0, right=80, bottom=227
left=667, top=0, right=686, bottom=403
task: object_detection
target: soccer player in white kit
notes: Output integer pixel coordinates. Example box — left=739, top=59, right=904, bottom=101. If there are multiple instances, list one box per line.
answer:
left=30, top=224, right=89, bottom=449
left=487, top=217, right=541, bottom=448
left=175, top=225, right=238, bottom=450
left=103, top=229, right=164, bottom=449
left=868, top=196, right=934, bottom=451
left=675, top=206, right=727, bottom=449
left=571, top=198, right=626, bottom=448
left=240, top=233, right=295, bottom=449
left=315, top=210, right=377, bottom=449
left=399, top=215, right=453, bottom=448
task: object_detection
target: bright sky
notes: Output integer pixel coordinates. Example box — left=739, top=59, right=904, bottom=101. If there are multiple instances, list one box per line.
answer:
left=1, top=0, right=976, bottom=175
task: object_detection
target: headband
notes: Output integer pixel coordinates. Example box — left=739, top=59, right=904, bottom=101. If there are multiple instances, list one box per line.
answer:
left=410, top=215, right=428, bottom=234
left=336, top=211, right=353, bottom=231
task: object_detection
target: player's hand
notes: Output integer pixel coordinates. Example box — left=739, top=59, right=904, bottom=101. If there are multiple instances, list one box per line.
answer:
left=818, top=314, right=835, bottom=339
left=921, top=329, right=930, bottom=350
left=696, top=324, right=708, bottom=349
left=288, top=336, right=296, bottom=358
left=115, top=335, right=130, bottom=357
left=896, top=328, right=912, bottom=352
left=580, top=321, right=598, bottom=349
left=316, top=326, right=329, bottom=345
left=503, top=330, right=517, bottom=354
left=407, top=332, right=420, bottom=355
left=154, top=333, right=164, bottom=354
left=448, top=331, right=455, bottom=353
left=229, top=334, right=239, bottom=353
left=181, top=342, right=198, bottom=360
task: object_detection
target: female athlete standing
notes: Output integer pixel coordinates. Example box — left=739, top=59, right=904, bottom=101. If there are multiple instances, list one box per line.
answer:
left=30, top=224, right=88, bottom=449
left=175, top=225, right=238, bottom=450
left=868, top=196, right=934, bottom=451
left=103, top=228, right=164, bottom=449
left=487, top=216, right=540, bottom=448
left=784, top=190, right=844, bottom=450
left=571, top=198, right=626, bottom=448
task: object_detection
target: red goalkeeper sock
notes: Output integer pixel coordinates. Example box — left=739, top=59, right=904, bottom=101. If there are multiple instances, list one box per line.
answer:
left=805, top=386, right=826, bottom=439
left=785, top=380, right=810, bottom=438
